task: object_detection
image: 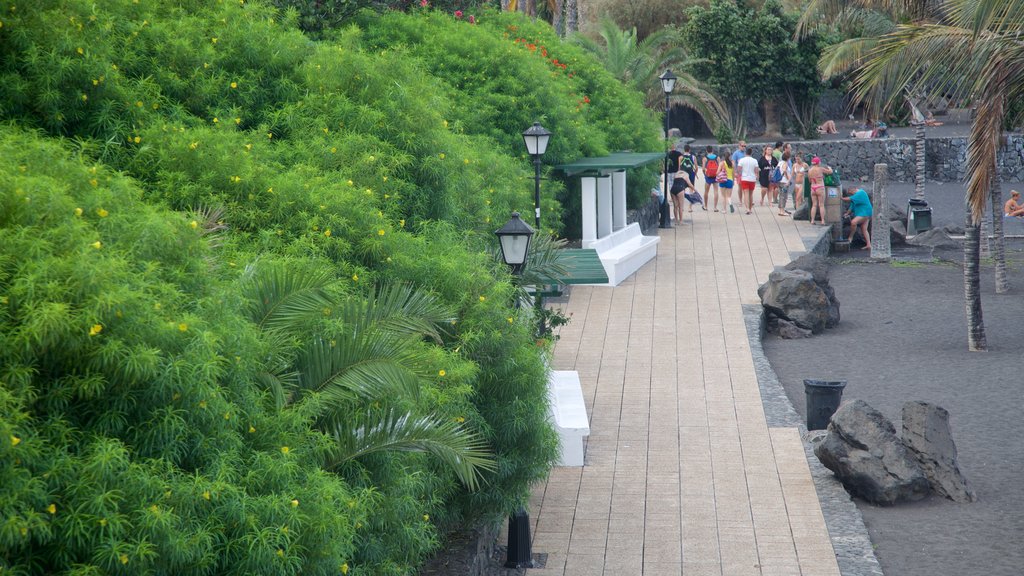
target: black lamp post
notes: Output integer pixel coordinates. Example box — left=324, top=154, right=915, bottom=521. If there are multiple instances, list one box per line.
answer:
left=522, top=121, right=551, bottom=229
left=659, top=69, right=677, bottom=229
left=494, top=211, right=537, bottom=569
left=495, top=211, right=534, bottom=275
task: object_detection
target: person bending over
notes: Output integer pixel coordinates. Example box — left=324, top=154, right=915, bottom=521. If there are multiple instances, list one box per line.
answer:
left=843, top=187, right=873, bottom=251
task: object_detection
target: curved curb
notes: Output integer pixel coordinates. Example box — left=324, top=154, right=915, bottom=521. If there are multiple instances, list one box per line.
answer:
left=745, top=223, right=885, bottom=576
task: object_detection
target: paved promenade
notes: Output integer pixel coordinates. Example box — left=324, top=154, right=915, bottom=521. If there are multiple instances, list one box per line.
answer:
left=528, top=206, right=836, bottom=575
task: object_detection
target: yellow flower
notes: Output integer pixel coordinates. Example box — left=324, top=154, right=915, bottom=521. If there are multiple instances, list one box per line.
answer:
left=248, top=425, right=256, bottom=433
left=230, top=81, right=237, bottom=89
left=378, top=229, right=385, bottom=236
left=99, top=518, right=107, bottom=526
left=324, top=229, right=331, bottom=237
left=352, top=274, right=358, bottom=282
left=203, top=490, right=211, bottom=500
left=89, top=178, right=97, bottom=186
left=81, top=93, right=88, bottom=102
left=89, top=324, right=103, bottom=336
left=399, top=219, right=405, bottom=227
left=190, top=220, right=198, bottom=229
left=133, top=136, right=140, bottom=144
left=479, top=296, right=486, bottom=302
left=507, top=317, right=514, bottom=324
left=223, top=412, right=230, bottom=420
left=230, top=176, right=241, bottom=183
left=234, top=117, right=241, bottom=124
left=189, top=141, right=198, bottom=150
left=120, top=554, right=129, bottom=565
left=46, top=504, right=56, bottom=514
left=97, top=208, right=109, bottom=217
left=76, top=47, right=83, bottom=55
left=211, top=37, right=218, bottom=43
left=281, top=446, right=290, bottom=454
left=198, top=400, right=207, bottom=409
left=341, top=563, right=350, bottom=574
left=455, top=416, right=465, bottom=423
left=347, top=180, right=354, bottom=186
left=135, top=101, right=143, bottom=108
left=464, top=158, right=469, bottom=164
left=91, top=241, right=102, bottom=249
left=439, top=153, right=445, bottom=159
left=154, top=302, right=162, bottom=310
left=74, top=207, right=83, bottom=216
left=172, top=393, right=181, bottom=400
left=277, top=549, right=284, bottom=557
left=383, top=176, right=388, bottom=182
left=290, top=499, right=299, bottom=507
left=423, top=514, right=430, bottom=522
left=19, top=527, right=27, bottom=536
left=178, top=323, right=188, bottom=332
left=149, top=504, right=159, bottom=513
left=438, top=370, right=446, bottom=377
left=10, top=436, right=20, bottom=447
left=213, top=117, right=219, bottom=124
left=267, top=132, right=273, bottom=139
left=244, top=143, right=252, bottom=151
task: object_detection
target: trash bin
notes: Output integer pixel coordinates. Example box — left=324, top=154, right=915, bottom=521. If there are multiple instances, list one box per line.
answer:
left=804, top=380, right=846, bottom=431
left=907, top=198, right=932, bottom=235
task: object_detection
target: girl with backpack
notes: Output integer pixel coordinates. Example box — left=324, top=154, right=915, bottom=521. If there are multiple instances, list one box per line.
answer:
left=717, top=156, right=735, bottom=213
left=703, top=145, right=721, bottom=212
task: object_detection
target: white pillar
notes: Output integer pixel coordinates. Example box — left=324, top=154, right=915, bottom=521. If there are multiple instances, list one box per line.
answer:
left=597, top=175, right=613, bottom=239
left=612, top=170, right=627, bottom=231
left=581, top=176, right=598, bottom=247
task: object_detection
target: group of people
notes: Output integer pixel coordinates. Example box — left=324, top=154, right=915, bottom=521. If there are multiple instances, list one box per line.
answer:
left=663, top=141, right=835, bottom=225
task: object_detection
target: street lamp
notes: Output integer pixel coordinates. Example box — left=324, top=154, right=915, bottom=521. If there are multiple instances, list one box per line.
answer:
left=659, top=69, right=677, bottom=229
left=495, top=211, right=535, bottom=275
left=522, top=121, right=551, bottom=229
left=494, top=211, right=537, bottom=569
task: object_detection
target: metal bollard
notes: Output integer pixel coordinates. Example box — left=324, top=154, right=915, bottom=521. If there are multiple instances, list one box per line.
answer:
left=504, top=508, right=534, bottom=568
left=804, top=380, right=846, bottom=431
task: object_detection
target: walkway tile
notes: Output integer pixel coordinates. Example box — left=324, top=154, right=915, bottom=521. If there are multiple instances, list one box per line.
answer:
left=532, top=207, right=840, bottom=575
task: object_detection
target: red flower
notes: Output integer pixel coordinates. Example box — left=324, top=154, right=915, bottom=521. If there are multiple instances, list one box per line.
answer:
left=468, top=15, right=476, bottom=23
left=454, top=9, right=462, bottom=18
left=420, top=0, right=428, bottom=6
left=583, top=96, right=590, bottom=103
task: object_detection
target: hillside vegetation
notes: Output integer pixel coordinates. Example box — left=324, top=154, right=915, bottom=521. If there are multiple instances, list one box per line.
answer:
left=0, top=1, right=659, bottom=574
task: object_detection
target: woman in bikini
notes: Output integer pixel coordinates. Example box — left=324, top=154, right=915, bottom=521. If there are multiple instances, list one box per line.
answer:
left=807, top=156, right=833, bottom=225
left=1005, top=190, right=1024, bottom=217
left=791, top=155, right=808, bottom=211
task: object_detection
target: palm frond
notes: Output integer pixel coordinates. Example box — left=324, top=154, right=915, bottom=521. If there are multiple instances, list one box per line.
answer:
left=294, top=336, right=424, bottom=406
left=242, top=264, right=335, bottom=334
left=358, top=282, right=453, bottom=344
left=327, top=410, right=498, bottom=490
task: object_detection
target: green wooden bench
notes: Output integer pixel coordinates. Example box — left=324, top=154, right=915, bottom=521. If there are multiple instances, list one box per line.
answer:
left=538, top=248, right=608, bottom=297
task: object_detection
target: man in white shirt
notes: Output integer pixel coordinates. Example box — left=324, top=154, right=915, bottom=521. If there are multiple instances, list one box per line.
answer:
left=736, top=147, right=760, bottom=214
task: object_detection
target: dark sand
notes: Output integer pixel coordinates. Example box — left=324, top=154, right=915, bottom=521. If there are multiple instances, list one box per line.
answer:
left=763, top=244, right=1024, bottom=576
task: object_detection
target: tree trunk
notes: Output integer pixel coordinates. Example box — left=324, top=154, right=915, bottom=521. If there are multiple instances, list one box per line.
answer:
left=914, top=124, right=926, bottom=200
left=964, top=204, right=987, bottom=351
left=564, top=0, right=577, bottom=33
left=552, top=0, right=564, bottom=36
left=763, top=99, right=781, bottom=139
left=990, top=159, right=1009, bottom=293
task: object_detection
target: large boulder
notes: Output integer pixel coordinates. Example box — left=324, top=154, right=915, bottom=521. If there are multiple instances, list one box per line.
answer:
left=766, top=316, right=813, bottom=339
left=907, top=227, right=959, bottom=249
left=814, top=400, right=931, bottom=505
left=889, top=220, right=907, bottom=245
left=889, top=202, right=908, bottom=223
left=760, top=254, right=840, bottom=334
left=902, top=401, right=976, bottom=503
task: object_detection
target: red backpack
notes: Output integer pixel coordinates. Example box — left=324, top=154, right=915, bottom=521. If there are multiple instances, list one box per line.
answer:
left=705, top=157, right=719, bottom=177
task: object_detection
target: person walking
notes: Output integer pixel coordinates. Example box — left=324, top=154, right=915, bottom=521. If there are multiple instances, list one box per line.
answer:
left=737, top=147, right=760, bottom=215
left=718, top=156, right=735, bottom=212
left=729, top=141, right=746, bottom=213
left=757, top=146, right=777, bottom=207
left=807, top=156, right=834, bottom=225
left=680, top=144, right=699, bottom=210
left=702, top=145, right=722, bottom=212
left=776, top=151, right=793, bottom=216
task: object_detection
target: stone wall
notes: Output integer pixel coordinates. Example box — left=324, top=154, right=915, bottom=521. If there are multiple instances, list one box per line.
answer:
left=707, top=134, right=1024, bottom=185
left=629, top=196, right=662, bottom=235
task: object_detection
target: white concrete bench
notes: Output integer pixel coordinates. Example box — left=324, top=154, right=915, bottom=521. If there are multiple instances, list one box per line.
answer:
left=548, top=370, right=590, bottom=467
left=587, top=223, right=659, bottom=286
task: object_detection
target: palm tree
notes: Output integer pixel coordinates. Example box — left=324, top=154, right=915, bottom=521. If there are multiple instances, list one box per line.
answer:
left=574, top=17, right=728, bottom=130
left=850, top=0, right=1024, bottom=350
left=242, top=264, right=497, bottom=488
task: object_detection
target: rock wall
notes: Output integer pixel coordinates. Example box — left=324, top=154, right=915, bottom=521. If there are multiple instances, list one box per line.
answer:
left=629, top=196, right=662, bottom=235
left=709, top=134, right=1024, bottom=184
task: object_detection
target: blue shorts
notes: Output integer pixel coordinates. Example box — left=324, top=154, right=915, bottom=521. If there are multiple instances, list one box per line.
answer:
left=720, top=179, right=734, bottom=189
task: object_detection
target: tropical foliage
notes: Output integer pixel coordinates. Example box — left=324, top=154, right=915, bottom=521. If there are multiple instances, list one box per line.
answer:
left=0, top=0, right=664, bottom=573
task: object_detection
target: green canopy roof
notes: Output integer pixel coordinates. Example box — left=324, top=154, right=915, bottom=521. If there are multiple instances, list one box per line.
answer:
left=555, top=152, right=665, bottom=177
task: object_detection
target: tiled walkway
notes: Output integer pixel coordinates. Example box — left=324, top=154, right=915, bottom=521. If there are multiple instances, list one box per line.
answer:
left=529, top=205, right=838, bottom=575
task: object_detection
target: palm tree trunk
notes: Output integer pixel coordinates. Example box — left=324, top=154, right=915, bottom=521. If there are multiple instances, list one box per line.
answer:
left=964, top=204, right=987, bottom=351
left=990, top=160, right=1009, bottom=293
left=763, top=100, right=781, bottom=138
left=914, top=124, right=926, bottom=200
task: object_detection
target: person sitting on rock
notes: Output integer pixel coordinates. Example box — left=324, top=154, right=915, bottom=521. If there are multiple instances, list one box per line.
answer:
left=817, top=120, right=838, bottom=134
left=1004, top=190, right=1024, bottom=217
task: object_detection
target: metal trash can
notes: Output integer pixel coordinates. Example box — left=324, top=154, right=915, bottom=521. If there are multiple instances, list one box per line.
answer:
left=907, top=198, right=932, bottom=235
left=804, top=380, right=846, bottom=431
